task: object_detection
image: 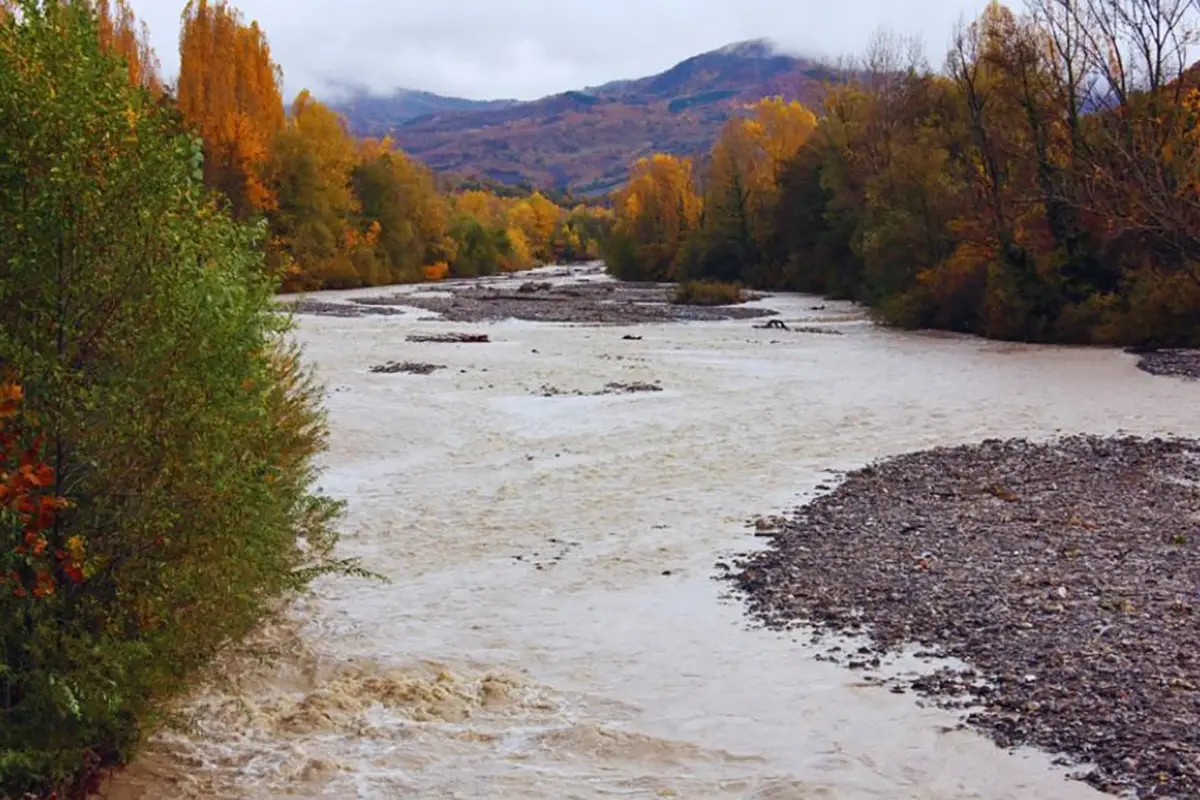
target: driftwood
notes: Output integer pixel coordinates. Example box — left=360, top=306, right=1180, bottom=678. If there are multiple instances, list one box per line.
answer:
left=753, top=319, right=844, bottom=336
left=538, top=381, right=663, bottom=397
left=406, top=333, right=490, bottom=344
left=369, top=361, right=444, bottom=375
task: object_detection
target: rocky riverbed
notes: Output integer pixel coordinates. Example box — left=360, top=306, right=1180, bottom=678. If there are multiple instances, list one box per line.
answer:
left=291, top=276, right=777, bottom=324
left=729, top=435, right=1200, bottom=798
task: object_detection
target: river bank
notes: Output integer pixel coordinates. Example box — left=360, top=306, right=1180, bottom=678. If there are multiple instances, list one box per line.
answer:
left=103, top=266, right=1198, bottom=799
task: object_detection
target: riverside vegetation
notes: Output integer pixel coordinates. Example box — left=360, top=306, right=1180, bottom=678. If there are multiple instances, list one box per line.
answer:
left=604, top=1, right=1200, bottom=348
left=0, top=1, right=371, bottom=796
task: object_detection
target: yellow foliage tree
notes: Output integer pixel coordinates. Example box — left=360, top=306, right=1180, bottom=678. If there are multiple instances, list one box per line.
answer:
left=455, top=189, right=505, bottom=228
left=698, top=97, right=818, bottom=281
left=608, top=154, right=702, bottom=281
left=502, top=226, right=535, bottom=271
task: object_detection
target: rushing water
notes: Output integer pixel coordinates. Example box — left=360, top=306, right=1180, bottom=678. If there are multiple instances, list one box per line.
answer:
left=106, top=266, right=1197, bottom=799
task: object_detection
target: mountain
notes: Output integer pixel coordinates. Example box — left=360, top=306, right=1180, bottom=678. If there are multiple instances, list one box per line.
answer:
left=328, top=86, right=520, bottom=129
left=333, top=39, right=838, bottom=196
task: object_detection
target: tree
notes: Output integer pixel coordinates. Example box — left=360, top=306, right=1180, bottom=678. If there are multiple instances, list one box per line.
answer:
left=607, top=154, right=702, bottom=281
left=177, top=0, right=284, bottom=218
left=449, top=214, right=511, bottom=277
left=0, top=2, right=346, bottom=794
left=268, top=90, right=365, bottom=288
left=93, top=0, right=161, bottom=94
left=352, top=139, right=454, bottom=282
left=691, top=97, right=818, bottom=284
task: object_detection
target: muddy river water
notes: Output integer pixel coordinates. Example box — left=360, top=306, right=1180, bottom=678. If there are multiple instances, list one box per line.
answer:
left=108, top=266, right=1197, bottom=799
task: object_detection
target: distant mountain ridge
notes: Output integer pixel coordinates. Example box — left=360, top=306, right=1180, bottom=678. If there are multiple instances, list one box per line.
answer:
left=328, top=85, right=520, bottom=127
left=333, top=39, right=838, bottom=195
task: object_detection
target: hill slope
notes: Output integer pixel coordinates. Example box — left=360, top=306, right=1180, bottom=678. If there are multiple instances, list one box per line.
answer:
left=334, top=40, right=837, bottom=195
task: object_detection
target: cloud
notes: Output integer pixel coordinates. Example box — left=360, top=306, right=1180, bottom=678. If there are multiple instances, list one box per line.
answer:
left=133, top=0, right=987, bottom=102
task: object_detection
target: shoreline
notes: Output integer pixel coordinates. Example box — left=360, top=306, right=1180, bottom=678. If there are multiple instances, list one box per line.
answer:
left=729, top=434, right=1200, bottom=797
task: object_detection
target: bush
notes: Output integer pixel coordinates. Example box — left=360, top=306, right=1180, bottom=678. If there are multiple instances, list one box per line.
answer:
left=1095, top=268, right=1200, bottom=348
left=423, top=262, right=451, bottom=281
left=671, top=280, right=746, bottom=306
left=0, top=3, right=353, bottom=796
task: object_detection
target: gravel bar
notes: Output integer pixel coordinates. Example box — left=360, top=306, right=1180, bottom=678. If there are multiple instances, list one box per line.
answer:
left=349, top=279, right=776, bottom=324
left=728, top=435, right=1200, bottom=798
left=1132, top=349, right=1200, bottom=381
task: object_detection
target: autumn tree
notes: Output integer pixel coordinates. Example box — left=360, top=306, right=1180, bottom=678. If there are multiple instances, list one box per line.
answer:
left=269, top=90, right=367, bottom=288
left=93, top=0, right=161, bottom=94
left=456, top=188, right=506, bottom=228
left=177, top=0, right=284, bottom=218
left=507, top=191, right=561, bottom=262
left=352, top=137, right=454, bottom=282
left=553, top=204, right=612, bottom=261
left=606, top=154, right=702, bottom=281
left=689, top=97, right=818, bottom=284
left=1066, top=0, right=1200, bottom=257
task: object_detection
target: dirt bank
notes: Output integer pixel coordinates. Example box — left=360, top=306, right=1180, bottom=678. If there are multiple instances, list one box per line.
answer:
left=729, top=435, right=1200, bottom=798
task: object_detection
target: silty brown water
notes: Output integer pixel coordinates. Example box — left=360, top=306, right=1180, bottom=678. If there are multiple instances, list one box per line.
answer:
left=103, top=266, right=1198, bottom=799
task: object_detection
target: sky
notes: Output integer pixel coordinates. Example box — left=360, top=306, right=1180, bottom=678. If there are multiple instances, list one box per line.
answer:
left=132, top=0, right=986, bottom=102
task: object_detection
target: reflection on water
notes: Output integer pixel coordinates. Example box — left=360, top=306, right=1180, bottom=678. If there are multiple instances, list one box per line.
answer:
left=105, top=267, right=1196, bottom=799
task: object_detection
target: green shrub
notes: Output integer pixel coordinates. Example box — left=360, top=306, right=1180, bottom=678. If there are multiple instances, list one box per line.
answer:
left=0, top=2, right=355, bottom=796
left=671, top=280, right=746, bottom=306
left=448, top=213, right=510, bottom=277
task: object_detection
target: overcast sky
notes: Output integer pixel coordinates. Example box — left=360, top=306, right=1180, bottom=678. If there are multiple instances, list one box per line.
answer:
left=132, top=0, right=987, bottom=102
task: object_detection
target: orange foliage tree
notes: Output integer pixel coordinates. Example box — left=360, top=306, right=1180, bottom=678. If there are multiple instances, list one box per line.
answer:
left=93, top=0, right=161, bottom=95
left=696, top=97, right=818, bottom=282
left=178, top=0, right=284, bottom=218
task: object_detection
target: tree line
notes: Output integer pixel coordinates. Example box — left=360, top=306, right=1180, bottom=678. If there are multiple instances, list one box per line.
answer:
left=27, top=0, right=610, bottom=293
left=171, top=0, right=608, bottom=291
left=606, top=0, right=1200, bottom=346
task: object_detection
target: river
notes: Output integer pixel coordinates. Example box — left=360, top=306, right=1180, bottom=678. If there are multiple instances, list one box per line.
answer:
left=106, top=266, right=1197, bottom=799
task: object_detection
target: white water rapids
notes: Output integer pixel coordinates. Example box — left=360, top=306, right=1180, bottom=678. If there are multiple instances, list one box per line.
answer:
left=107, top=265, right=1197, bottom=799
